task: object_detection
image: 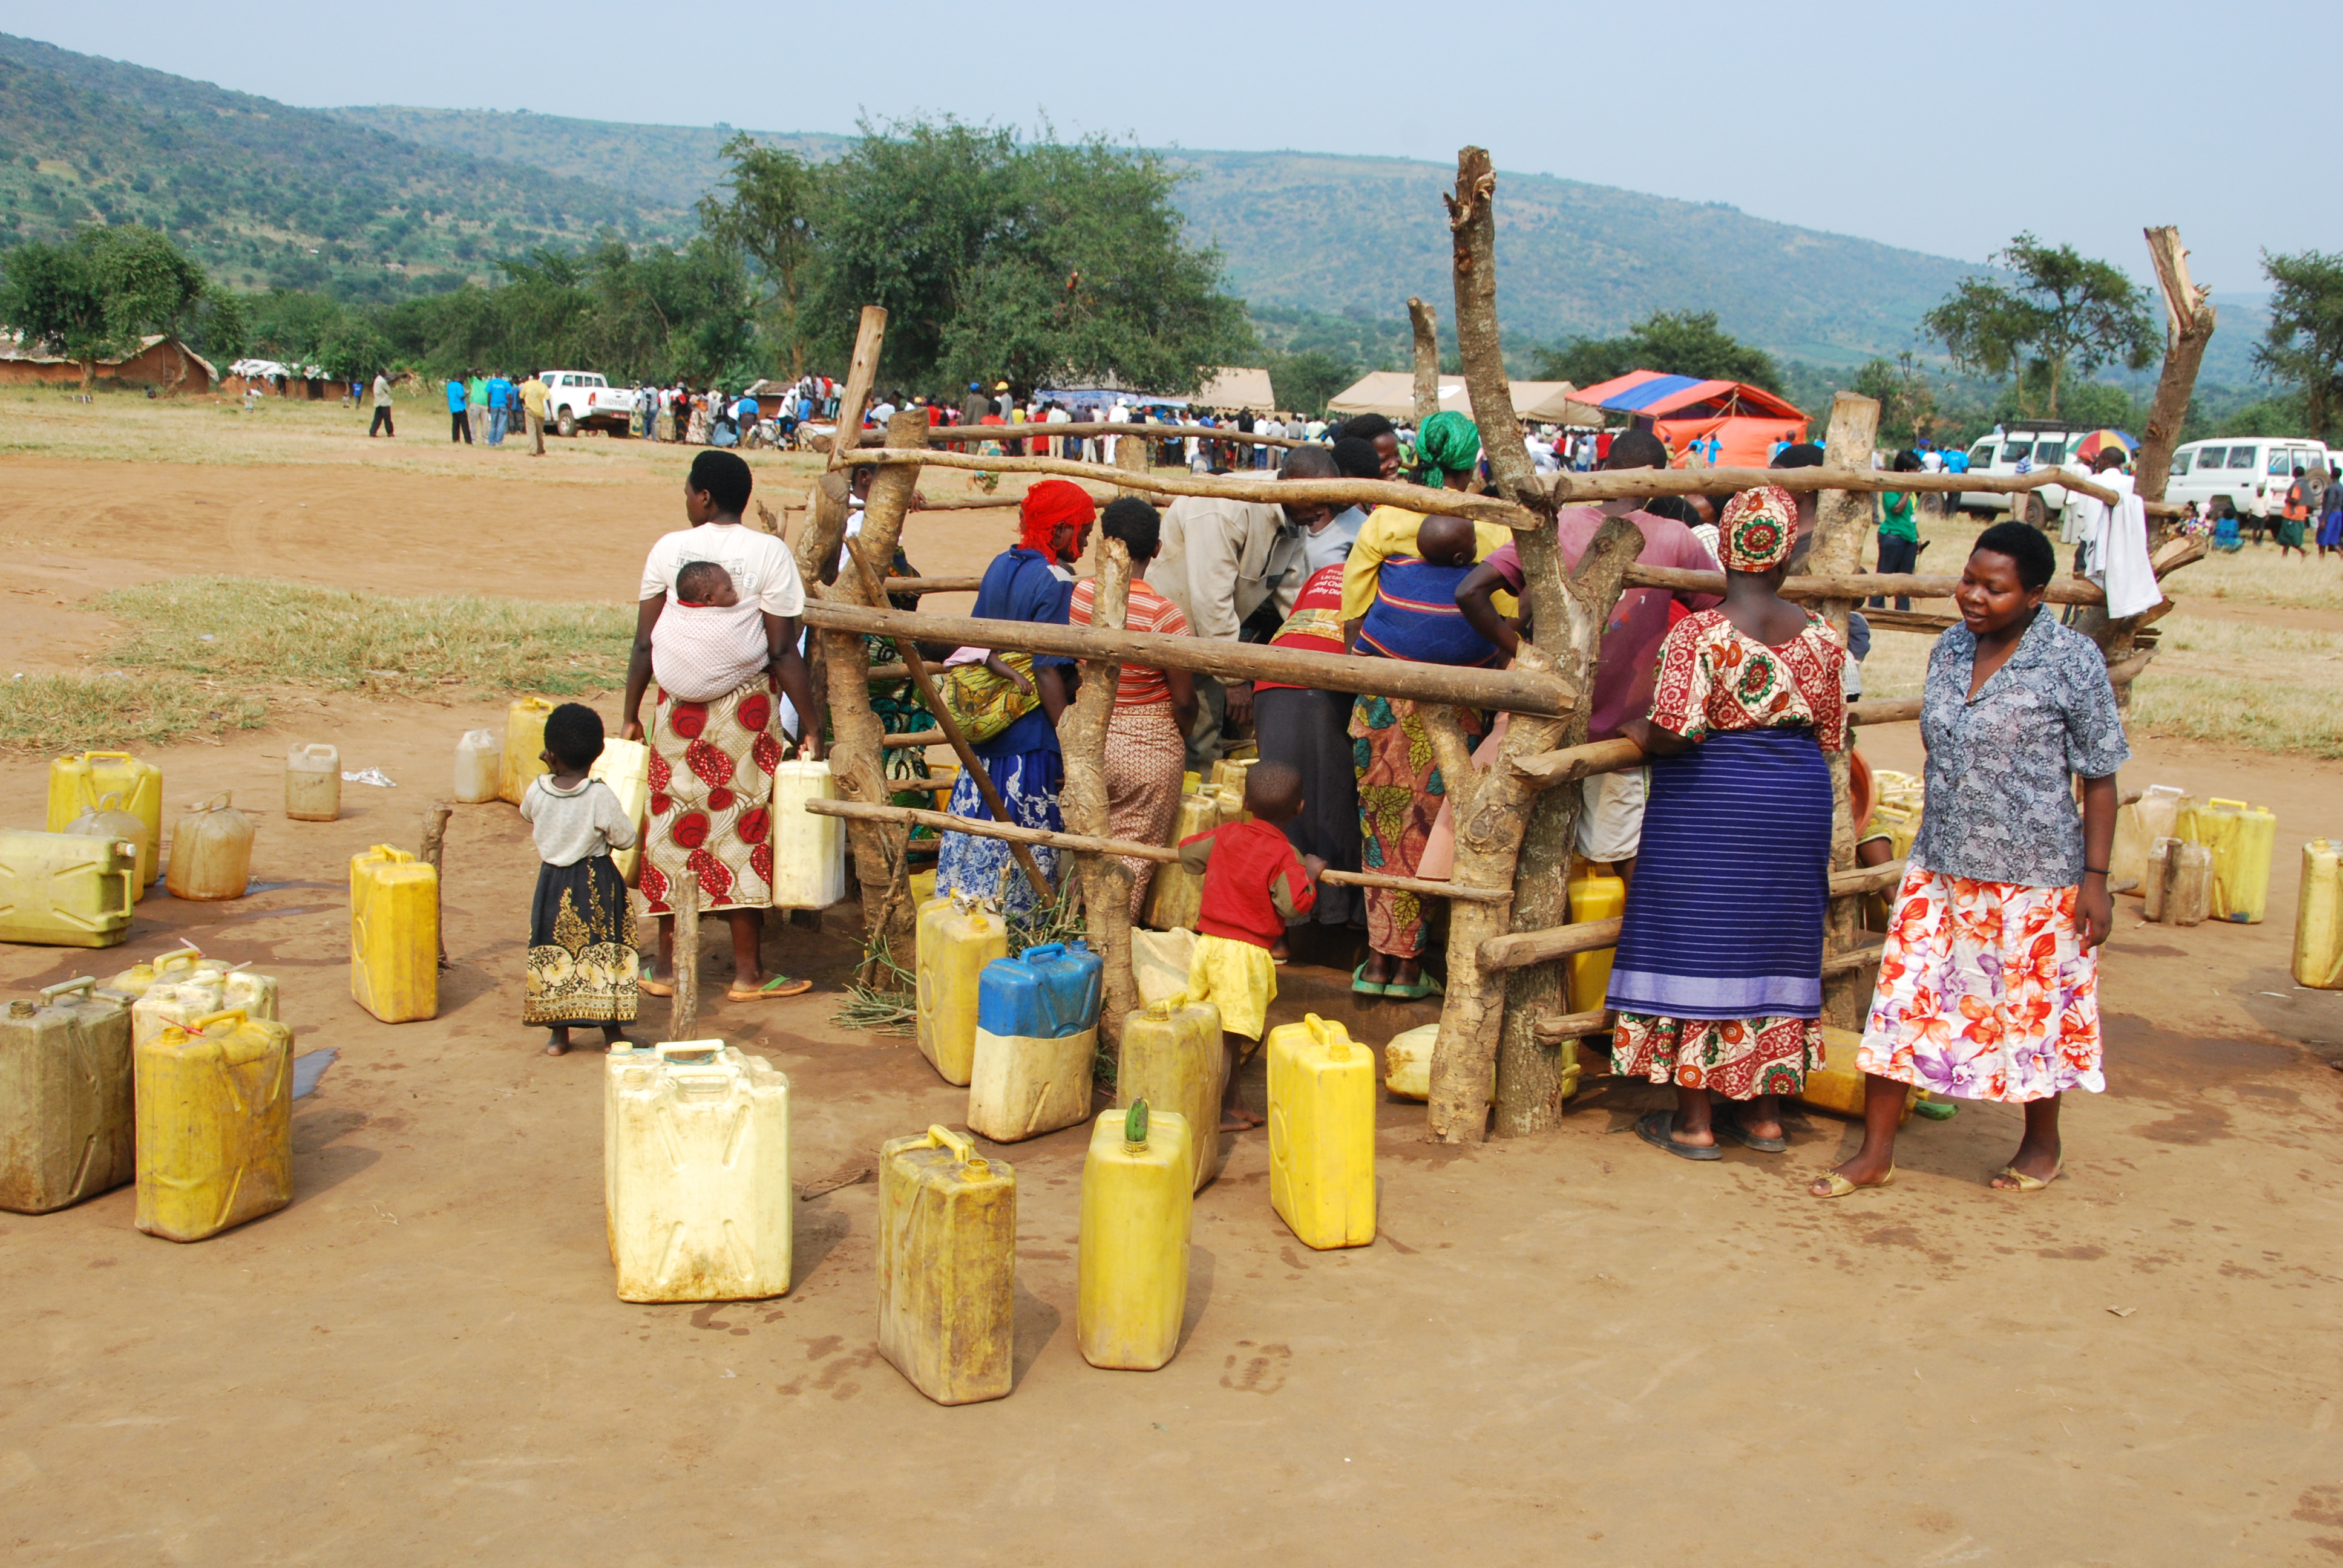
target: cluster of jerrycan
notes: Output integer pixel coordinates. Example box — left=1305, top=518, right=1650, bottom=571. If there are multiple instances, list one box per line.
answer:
left=1140, top=759, right=1256, bottom=932
left=0, top=948, right=292, bottom=1243
left=912, top=910, right=1106, bottom=1145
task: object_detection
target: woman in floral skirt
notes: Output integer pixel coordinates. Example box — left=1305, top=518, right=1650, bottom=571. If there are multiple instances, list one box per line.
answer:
left=1814, top=521, right=2126, bottom=1197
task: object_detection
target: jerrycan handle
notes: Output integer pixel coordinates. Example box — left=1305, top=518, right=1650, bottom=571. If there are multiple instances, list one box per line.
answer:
left=1302, top=1012, right=1353, bottom=1061
left=655, top=1039, right=724, bottom=1062
left=2204, top=798, right=2251, bottom=811
left=363, top=844, right=415, bottom=863
left=1021, top=942, right=1066, bottom=963
left=40, top=976, right=97, bottom=1003
left=198, top=790, right=234, bottom=812
left=191, top=1009, right=249, bottom=1030
left=922, top=1124, right=990, bottom=1175
left=97, top=790, right=125, bottom=810
left=82, top=751, right=136, bottom=763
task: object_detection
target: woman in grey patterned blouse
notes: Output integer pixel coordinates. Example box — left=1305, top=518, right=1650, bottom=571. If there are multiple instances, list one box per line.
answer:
left=1812, top=522, right=2126, bottom=1198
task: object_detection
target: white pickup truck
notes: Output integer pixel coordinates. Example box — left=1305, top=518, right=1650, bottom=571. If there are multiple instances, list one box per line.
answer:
left=539, top=371, right=642, bottom=437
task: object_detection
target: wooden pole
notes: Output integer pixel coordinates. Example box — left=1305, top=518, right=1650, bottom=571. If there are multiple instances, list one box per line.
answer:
left=671, top=870, right=701, bottom=1041
left=1506, top=702, right=1921, bottom=791
left=1057, top=535, right=1136, bottom=1047
left=807, top=797, right=1175, bottom=863
left=1485, top=861, right=1903, bottom=975
left=1408, top=296, right=1441, bottom=426
left=1115, top=425, right=1150, bottom=495
left=1321, top=867, right=1511, bottom=904
left=795, top=306, right=887, bottom=592
left=912, top=420, right=1306, bottom=450
left=795, top=599, right=1578, bottom=716
left=419, top=802, right=451, bottom=968
left=820, top=407, right=928, bottom=972
left=1624, top=563, right=2109, bottom=606
left=1810, top=390, right=1881, bottom=1031
left=839, top=544, right=1055, bottom=909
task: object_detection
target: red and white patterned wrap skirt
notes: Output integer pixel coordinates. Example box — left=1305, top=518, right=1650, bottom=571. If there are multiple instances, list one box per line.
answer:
left=641, top=674, right=783, bottom=915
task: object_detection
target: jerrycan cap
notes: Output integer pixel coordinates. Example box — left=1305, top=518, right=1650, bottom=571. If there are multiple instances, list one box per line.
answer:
left=8, top=1001, right=33, bottom=1019
left=1124, top=1100, right=1150, bottom=1153
left=925, top=1123, right=991, bottom=1177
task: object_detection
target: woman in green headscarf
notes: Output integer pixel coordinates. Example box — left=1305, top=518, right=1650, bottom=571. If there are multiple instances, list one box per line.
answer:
left=1335, top=409, right=1513, bottom=998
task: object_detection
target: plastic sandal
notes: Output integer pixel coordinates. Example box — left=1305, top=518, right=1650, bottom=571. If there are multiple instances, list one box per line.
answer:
left=1809, top=1165, right=1896, bottom=1198
left=727, top=975, right=813, bottom=1002
left=1380, top=970, right=1445, bottom=1001
left=1351, top=962, right=1387, bottom=996
left=1991, top=1163, right=2061, bottom=1192
left=1635, top=1111, right=1722, bottom=1161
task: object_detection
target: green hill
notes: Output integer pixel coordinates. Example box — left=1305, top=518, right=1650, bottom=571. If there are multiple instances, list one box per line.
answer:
left=0, top=33, right=688, bottom=300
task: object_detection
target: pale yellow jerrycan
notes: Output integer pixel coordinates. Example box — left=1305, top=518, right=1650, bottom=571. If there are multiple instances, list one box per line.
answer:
left=589, top=736, right=651, bottom=886
left=916, top=894, right=1007, bottom=1086
left=106, top=942, right=211, bottom=995
left=1141, top=788, right=1221, bottom=931
left=350, top=845, right=438, bottom=1022
left=2178, top=797, right=2278, bottom=924
left=2144, top=837, right=2212, bottom=926
left=771, top=760, right=848, bottom=909
left=2108, top=783, right=2184, bottom=895
left=608, top=1041, right=793, bottom=1303
left=877, top=1125, right=1017, bottom=1405
left=165, top=791, right=254, bottom=901
left=1116, top=993, right=1225, bottom=1191
left=453, top=728, right=503, bottom=804
left=284, top=743, right=341, bottom=822
left=62, top=792, right=154, bottom=903
left=1078, top=1102, right=1193, bottom=1371
left=0, top=977, right=136, bottom=1214
left=131, top=963, right=279, bottom=1048
left=135, top=1008, right=293, bottom=1242
left=48, top=750, right=163, bottom=889
left=0, top=829, right=138, bottom=948
left=1267, top=1013, right=1376, bottom=1250
left=2293, top=840, right=2343, bottom=990
left=500, top=697, right=555, bottom=806
left=1567, top=862, right=1627, bottom=1013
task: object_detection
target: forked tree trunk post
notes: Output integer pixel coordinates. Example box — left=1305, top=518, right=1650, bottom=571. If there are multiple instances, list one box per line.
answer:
left=1408, top=296, right=1441, bottom=426
left=671, top=870, right=702, bottom=1042
left=821, top=407, right=929, bottom=973
left=1057, top=536, right=1137, bottom=1045
left=419, top=802, right=452, bottom=967
left=1811, top=391, right=1881, bottom=1031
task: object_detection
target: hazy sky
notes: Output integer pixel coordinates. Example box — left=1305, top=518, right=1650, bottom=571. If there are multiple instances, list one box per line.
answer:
left=6, top=0, right=2335, bottom=294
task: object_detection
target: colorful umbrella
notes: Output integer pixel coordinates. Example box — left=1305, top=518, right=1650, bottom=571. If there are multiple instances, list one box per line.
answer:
left=2071, top=428, right=2138, bottom=465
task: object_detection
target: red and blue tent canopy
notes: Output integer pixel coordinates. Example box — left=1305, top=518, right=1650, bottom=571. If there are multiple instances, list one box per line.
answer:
left=1573, top=370, right=1809, bottom=468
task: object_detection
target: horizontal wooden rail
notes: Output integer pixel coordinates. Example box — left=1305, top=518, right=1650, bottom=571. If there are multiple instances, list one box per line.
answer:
left=1832, top=858, right=1909, bottom=897
left=806, top=796, right=1178, bottom=863
left=1320, top=868, right=1512, bottom=904
left=1555, top=463, right=2125, bottom=509
left=882, top=575, right=983, bottom=595
left=865, top=663, right=909, bottom=683
left=1507, top=710, right=1917, bottom=789
left=796, top=600, right=1579, bottom=716
left=880, top=731, right=949, bottom=749
left=1480, top=860, right=1907, bottom=974
left=1850, top=697, right=1922, bottom=725
left=919, top=420, right=1305, bottom=450
left=1821, top=941, right=1886, bottom=978
left=1532, top=1008, right=1614, bottom=1042
left=1860, top=608, right=1961, bottom=634
left=1627, top=562, right=2108, bottom=607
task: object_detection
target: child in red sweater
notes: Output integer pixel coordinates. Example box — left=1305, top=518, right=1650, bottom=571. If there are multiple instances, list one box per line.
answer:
left=1177, top=762, right=1324, bottom=1128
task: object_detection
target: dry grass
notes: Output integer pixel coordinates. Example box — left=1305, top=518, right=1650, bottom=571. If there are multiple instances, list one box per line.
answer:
left=2164, top=543, right=2343, bottom=612
left=0, top=577, right=636, bottom=754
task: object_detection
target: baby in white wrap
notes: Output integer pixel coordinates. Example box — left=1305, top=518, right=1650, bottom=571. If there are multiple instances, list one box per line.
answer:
left=652, top=560, right=772, bottom=701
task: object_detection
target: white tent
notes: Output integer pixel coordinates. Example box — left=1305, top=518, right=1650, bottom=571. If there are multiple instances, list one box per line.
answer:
left=1326, top=371, right=1602, bottom=427
left=1191, top=365, right=1278, bottom=414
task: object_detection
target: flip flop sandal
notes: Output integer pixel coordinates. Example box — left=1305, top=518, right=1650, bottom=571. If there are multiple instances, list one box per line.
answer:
left=637, top=976, right=675, bottom=998
left=1635, top=1110, right=1722, bottom=1161
left=1713, top=1114, right=1789, bottom=1154
left=1381, top=971, right=1445, bottom=1002
left=1992, top=1163, right=2061, bottom=1192
left=1810, top=1165, right=1896, bottom=1198
left=1351, top=962, right=1388, bottom=996
left=728, top=975, right=813, bottom=1002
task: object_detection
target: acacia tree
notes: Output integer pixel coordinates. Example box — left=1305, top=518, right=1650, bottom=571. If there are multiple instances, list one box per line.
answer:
left=0, top=224, right=208, bottom=388
left=698, top=135, right=822, bottom=379
left=1532, top=309, right=1781, bottom=391
left=2254, top=248, right=2343, bottom=440
left=1853, top=350, right=1938, bottom=445
left=1923, top=233, right=2157, bottom=419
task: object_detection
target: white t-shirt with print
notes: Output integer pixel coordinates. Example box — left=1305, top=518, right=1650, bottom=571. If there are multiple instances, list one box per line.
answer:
left=638, top=522, right=805, bottom=616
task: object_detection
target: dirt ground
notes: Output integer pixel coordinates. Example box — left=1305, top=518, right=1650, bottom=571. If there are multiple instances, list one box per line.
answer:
left=4, top=430, right=2343, bottom=1566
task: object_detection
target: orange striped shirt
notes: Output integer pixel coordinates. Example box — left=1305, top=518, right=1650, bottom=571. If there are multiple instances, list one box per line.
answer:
left=1067, top=577, right=1189, bottom=706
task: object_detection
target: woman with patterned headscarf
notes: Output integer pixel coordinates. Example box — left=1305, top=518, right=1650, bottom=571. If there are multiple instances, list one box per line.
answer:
left=1336, top=409, right=1512, bottom=999
left=1607, top=484, right=1849, bottom=1161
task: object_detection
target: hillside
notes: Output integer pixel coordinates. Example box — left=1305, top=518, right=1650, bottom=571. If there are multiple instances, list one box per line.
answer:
left=335, top=106, right=1979, bottom=367
left=0, top=34, right=687, bottom=301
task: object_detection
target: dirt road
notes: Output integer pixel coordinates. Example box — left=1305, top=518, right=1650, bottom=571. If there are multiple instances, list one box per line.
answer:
left=2, top=445, right=2341, bottom=1565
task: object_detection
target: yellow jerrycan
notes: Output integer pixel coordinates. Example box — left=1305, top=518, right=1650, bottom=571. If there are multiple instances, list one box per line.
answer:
left=105, top=942, right=211, bottom=995
left=2178, top=797, right=2278, bottom=923
left=608, top=1041, right=793, bottom=1302
left=1116, top=993, right=1225, bottom=1191
left=2144, top=837, right=2212, bottom=926
left=500, top=697, right=556, bottom=806
left=350, top=845, right=439, bottom=1022
left=1266, top=1013, right=1376, bottom=1249
left=770, top=760, right=848, bottom=909
left=2108, top=783, right=2184, bottom=895
left=165, top=791, right=255, bottom=901
left=589, top=736, right=652, bottom=886
left=1141, top=788, right=1221, bottom=930
left=131, top=963, right=279, bottom=1048
left=1794, top=1025, right=1915, bottom=1123
left=877, top=1125, right=1017, bottom=1406
left=453, top=728, right=503, bottom=804
left=134, top=1008, right=293, bottom=1242
left=601, top=1040, right=659, bottom=1261
left=284, top=743, right=341, bottom=822
left=1077, top=1102, right=1194, bottom=1371
left=2293, top=840, right=2343, bottom=990
left=1567, top=862, right=1627, bottom=1013
left=62, top=792, right=154, bottom=904
left=0, top=829, right=137, bottom=948
left=916, top=894, right=1008, bottom=1086
left=48, top=750, right=163, bottom=889
left=0, top=977, right=136, bottom=1214
left=1129, top=927, right=1198, bottom=1006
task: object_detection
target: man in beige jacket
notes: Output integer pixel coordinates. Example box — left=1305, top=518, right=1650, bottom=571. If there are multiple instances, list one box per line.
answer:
left=1149, top=448, right=1333, bottom=768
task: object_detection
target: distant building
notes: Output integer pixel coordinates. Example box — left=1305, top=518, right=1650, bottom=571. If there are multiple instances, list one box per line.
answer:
left=0, top=333, right=219, bottom=393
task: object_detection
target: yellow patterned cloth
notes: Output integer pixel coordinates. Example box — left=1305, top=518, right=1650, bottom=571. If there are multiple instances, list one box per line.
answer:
left=934, top=653, right=1040, bottom=743
left=524, top=854, right=639, bottom=1027
left=1188, top=932, right=1277, bottom=1042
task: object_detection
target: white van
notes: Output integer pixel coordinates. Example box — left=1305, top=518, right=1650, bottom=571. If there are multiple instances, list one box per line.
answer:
left=2163, top=437, right=2335, bottom=521
left=1958, top=423, right=2091, bottom=520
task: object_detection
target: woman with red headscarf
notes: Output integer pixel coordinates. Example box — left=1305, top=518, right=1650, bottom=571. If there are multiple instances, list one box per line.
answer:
left=1607, top=484, right=1847, bottom=1163
left=934, top=479, right=1096, bottom=918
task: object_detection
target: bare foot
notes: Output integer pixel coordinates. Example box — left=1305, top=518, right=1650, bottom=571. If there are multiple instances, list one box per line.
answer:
left=1360, top=952, right=1395, bottom=987
left=543, top=1030, right=570, bottom=1057
left=1221, top=1105, right=1266, bottom=1131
